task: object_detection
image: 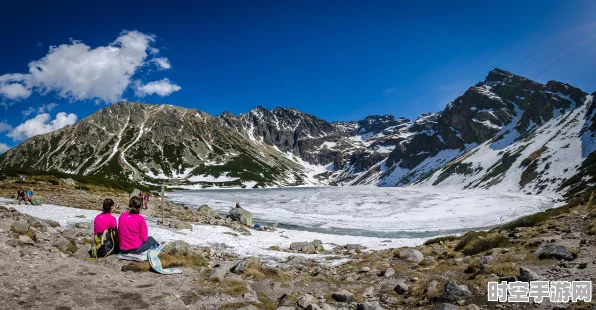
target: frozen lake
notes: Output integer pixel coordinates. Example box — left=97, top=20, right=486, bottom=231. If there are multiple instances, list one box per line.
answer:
left=167, top=186, right=557, bottom=239
left=3, top=187, right=557, bottom=262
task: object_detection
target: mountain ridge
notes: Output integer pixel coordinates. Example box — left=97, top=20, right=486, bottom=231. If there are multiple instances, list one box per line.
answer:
left=1, top=68, right=595, bottom=196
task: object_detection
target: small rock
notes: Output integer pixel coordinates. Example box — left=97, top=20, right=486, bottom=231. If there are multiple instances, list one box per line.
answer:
left=297, top=294, right=318, bottom=309
left=424, top=280, right=439, bottom=295
left=519, top=266, right=541, bottom=282
left=74, top=222, right=89, bottom=229
left=209, top=262, right=233, bottom=282
left=163, top=240, right=196, bottom=256
left=356, top=301, right=384, bottom=310
left=384, top=297, right=398, bottom=304
left=306, top=305, right=322, bottom=310
left=320, top=304, right=336, bottom=310
left=393, top=282, right=409, bottom=295
left=332, top=290, right=355, bottom=303
left=433, top=304, right=459, bottom=310
left=359, top=267, right=370, bottom=273
left=382, top=268, right=395, bottom=278
left=75, top=215, right=86, bottom=218
left=18, top=235, right=35, bottom=246
left=578, top=262, right=588, bottom=269
left=444, top=280, right=472, bottom=300
left=479, top=254, right=498, bottom=266
left=466, top=304, right=480, bottom=310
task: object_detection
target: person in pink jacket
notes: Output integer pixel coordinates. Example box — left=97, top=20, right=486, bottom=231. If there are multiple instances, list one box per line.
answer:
left=118, top=196, right=159, bottom=254
left=93, top=198, right=117, bottom=235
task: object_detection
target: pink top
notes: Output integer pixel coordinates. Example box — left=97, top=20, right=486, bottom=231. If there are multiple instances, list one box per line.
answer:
left=118, top=211, right=148, bottom=250
left=93, top=213, right=117, bottom=234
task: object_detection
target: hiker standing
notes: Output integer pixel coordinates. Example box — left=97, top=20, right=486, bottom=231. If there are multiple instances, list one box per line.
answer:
left=118, top=196, right=159, bottom=254
left=94, top=199, right=117, bottom=235
left=17, top=191, right=26, bottom=205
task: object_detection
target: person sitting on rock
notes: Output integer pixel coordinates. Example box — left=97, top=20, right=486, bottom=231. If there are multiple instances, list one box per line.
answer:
left=118, top=196, right=159, bottom=254
left=94, top=198, right=117, bottom=235
left=25, top=189, right=36, bottom=205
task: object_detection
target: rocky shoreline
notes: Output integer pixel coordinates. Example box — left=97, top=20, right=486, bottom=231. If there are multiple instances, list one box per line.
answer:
left=0, top=177, right=595, bottom=309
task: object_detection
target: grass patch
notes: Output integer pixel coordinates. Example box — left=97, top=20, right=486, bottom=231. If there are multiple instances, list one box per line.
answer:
left=462, top=235, right=510, bottom=255
left=454, top=231, right=488, bottom=251
left=121, top=253, right=207, bottom=272
left=221, top=280, right=249, bottom=296
left=423, top=235, right=458, bottom=245
left=501, top=212, right=548, bottom=230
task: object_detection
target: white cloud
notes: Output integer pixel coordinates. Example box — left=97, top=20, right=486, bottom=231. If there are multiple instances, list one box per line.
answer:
left=0, top=83, right=31, bottom=100
left=21, top=103, right=58, bottom=117
left=22, top=107, right=35, bottom=117
left=38, top=103, right=58, bottom=113
left=153, top=57, right=171, bottom=69
left=134, top=78, right=181, bottom=97
left=0, top=143, right=10, bottom=154
left=0, top=31, right=178, bottom=103
left=0, top=121, right=12, bottom=133
left=7, top=112, right=77, bottom=141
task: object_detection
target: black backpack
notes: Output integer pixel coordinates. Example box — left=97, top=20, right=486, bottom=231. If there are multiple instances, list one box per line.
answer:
left=90, top=228, right=118, bottom=258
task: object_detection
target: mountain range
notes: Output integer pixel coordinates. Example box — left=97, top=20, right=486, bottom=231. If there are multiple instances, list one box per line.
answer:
left=1, top=68, right=595, bottom=197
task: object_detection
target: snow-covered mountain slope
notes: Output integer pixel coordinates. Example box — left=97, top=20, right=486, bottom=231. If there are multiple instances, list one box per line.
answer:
left=1, top=68, right=594, bottom=196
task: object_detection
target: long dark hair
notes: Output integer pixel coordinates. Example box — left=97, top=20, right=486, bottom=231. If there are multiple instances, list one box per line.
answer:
left=129, top=196, right=143, bottom=214
left=102, top=198, right=114, bottom=213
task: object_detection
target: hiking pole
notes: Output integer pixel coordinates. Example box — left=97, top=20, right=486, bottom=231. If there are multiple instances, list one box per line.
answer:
left=161, top=183, right=165, bottom=226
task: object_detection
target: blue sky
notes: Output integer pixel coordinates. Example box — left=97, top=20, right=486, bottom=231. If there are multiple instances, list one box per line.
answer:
left=0, top=0, right=595, bottom=152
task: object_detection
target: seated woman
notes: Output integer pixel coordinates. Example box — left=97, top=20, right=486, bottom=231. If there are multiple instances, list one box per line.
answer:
left=94, top=198, right=117, bottom=235
left=118, top=196, right=159, bottom=254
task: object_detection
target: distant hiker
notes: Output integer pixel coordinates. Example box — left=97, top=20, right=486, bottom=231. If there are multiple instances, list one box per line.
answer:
left=94, top=198, right=117, bottom=234
left=143, top=193, right=150, bottom=209
left=17, top=190, right=26, bottom=205
left=118, top=196, right=159, bottom=254
left=236, top=202, right=241, bottom=208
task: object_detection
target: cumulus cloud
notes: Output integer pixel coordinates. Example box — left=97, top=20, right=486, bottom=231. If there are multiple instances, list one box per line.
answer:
left=0, top=143, right=10, bottom=154
left=0, top=83, right=31, bottom=100
left=7, top=112, right=77, bottom=141
left=0, top=31, right=179, bottom=103
left=134, top=78, right=181, bottom=97
left=153, top=57, right=171, bottom=69
left=0, top=121, right=12, bottom=133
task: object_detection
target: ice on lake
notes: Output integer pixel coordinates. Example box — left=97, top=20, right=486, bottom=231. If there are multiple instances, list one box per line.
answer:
left=167, top=186, right=556, bottom=238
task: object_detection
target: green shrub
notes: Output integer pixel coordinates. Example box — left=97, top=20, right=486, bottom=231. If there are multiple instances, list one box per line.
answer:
left=423, top=235, right=458, bottom=245
left=501, top=212, right=548, bottom=230
left=47, top=179, right=59, bottom=185
left=462, top=235, right=510, bottom=255
left=455, top=231, right=488, bottom=251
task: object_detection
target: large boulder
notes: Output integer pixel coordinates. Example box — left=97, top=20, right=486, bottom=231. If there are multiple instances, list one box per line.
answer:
left=198, top=205, right=221, bottom=219
left=129, top=188, right=141, bottom=199
left=397, top=248, right=424, bottom=264
left=163, top=240, right=196, bottom=256
left=534, top=243, right=575, bottom=261
left=232, top=256, right=262, bottom=274
left=10, top=221, right=30, bottom=234
left=290, top=240, right=324, bottom=254
left=209, top=262, right=234, bottom=282
left=228, top=207, right=253, bottom=227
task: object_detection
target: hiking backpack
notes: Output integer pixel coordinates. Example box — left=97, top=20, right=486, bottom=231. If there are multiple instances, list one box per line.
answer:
left=90, top=228, right=118, bottom=258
